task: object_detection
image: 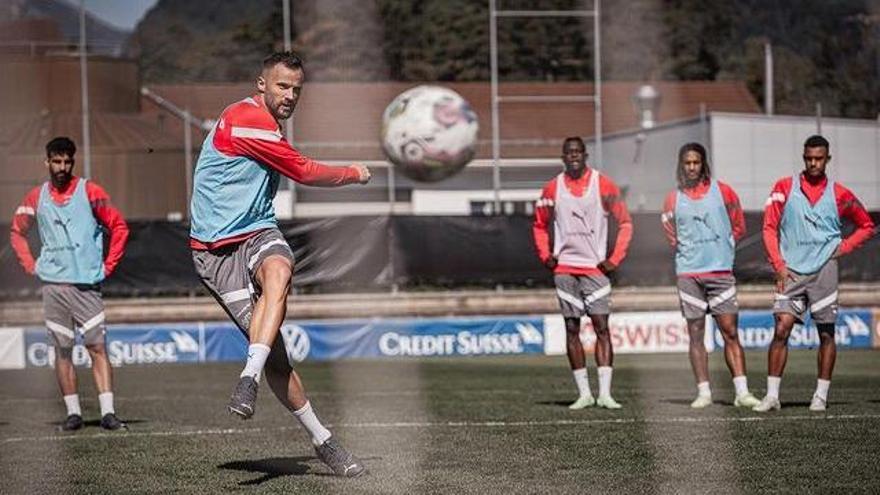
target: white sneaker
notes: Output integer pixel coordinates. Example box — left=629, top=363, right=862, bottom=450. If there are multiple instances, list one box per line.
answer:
left=809, top=395, right=827, bottom=411
left=596, top=395, right=622, bottom=409
left=690, top=395, right=713, bottom=409
left=568, top=395, right=595, bottom=410
left=734, top=392, right=761, bottom=408
left=752, top=395, right=781, bottom=412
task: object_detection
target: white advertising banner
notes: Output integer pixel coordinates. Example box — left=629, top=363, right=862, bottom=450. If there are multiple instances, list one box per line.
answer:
left=544, top=312, right=714, bottom=355
left=0, top=327, right=26, bottom=369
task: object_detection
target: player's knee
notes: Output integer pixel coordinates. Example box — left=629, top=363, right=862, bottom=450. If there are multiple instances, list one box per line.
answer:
left=56, top=346, right=74, bottom=360
left=772, top=326, right=791, bottom=342
left=719, top=328, right=738, bottom=343
left=259, top=258, right=292, bottom=295
left=85, top=343, right=107, bottom=356
left=817, top=323, right=835, bottom=340
left=594, top=326, right=610, bottom=340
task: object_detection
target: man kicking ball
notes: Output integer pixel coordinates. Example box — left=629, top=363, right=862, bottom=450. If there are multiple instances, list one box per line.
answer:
left=190, top=52, right=369, bottom=476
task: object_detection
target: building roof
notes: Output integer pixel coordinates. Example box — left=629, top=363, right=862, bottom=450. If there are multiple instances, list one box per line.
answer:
left=143, top=80, right=760, bottom=159
left=0, top=112, right=182, bottom=153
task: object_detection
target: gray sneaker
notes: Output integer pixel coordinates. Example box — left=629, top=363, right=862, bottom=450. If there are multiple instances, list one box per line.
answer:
left=61, top=414, right=84, bottom=431
left=315, top=437, right=366, bottom=478
left=227, top=376, right=258, bottom=419
left=100, top=413, right=127, bottom=431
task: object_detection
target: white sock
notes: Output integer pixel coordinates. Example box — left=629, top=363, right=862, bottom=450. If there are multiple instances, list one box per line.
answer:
left=98, top=392, right=115, bottom=416
left=63, top=394, right=81, bottom=416
left=767, top=376, right=782, bottom=399
left=292, top=401, right=332, bottom=446
left=697, top=381, right=711, bottom=398
left=240, top=343, right=271, bottom=381
left=732, top=376, right=748, bottom=397
left=597, top=366, right=613, bottom=398
left=815, top=379, right=830, bottom=401
left=572, top=368, right=592, bottom=398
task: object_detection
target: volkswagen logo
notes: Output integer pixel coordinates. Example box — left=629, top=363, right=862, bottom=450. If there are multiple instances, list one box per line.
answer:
left=280, top=324, right=311, bottom=363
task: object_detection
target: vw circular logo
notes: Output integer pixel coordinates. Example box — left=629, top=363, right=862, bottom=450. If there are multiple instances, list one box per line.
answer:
left=280, top=324, right=311, bottom=363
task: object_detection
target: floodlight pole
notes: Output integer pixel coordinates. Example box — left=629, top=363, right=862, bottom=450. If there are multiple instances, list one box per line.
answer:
left=489, top=0, right=501, bottom=212
left=79, top=0, right=92, bottom=179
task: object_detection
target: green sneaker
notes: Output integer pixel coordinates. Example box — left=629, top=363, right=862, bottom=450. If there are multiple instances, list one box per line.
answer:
left=690, top=395, right=713, bottom=409
left=596, top=395, right=622, bottom=409
left=734, top=392, right=761, bottom=408
left=568, top=395, right=595, bottom=410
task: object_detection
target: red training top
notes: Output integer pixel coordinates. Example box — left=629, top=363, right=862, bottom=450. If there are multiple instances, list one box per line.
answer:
left=532, top=168, right=633, bottom=275
left=10, top=176, right=130, bottom=277
left=762, top=173, right=874, bottom=273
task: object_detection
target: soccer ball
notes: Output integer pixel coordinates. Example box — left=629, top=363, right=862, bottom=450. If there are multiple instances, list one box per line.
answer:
left=381, top=85, right=479, bottom=182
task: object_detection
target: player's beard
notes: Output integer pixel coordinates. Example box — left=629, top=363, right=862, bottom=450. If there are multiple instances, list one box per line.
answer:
left=52, top=170, right=72, bottom=187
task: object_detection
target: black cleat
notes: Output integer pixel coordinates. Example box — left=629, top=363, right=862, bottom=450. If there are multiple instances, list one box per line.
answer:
left=100, top=413, right=127, bottom=431
left=315, top=437, right=366, bottom=478
left=227, top=376, right=258, bottom=419
left=61, top=414, right=83, bottom=431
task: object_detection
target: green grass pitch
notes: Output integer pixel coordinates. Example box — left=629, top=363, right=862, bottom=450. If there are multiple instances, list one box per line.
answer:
left=1, top=350, right=878, bottom=494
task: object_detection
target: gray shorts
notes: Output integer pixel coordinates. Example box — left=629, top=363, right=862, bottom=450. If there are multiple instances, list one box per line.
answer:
left=677, top=275, right=738, bottom=320
left=554, top=273, right=611, bottom=317
left=773, top=258, right=838, bottom=324
left=42, top=284, right=106, bottom=348
left=192, top=228, right=295, bottom=333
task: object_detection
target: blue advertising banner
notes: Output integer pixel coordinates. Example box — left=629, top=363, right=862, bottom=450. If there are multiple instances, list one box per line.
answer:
left=24, top=324, right=205, bottom=368
left=712, top=309, right=874, bottom=350
left=20, top=315, right=546, bottom=367
left=283, top=316, right=545, bottom=362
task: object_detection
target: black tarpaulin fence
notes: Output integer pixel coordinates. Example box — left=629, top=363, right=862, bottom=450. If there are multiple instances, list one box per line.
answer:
left=2, top=213, right=878, bottom=299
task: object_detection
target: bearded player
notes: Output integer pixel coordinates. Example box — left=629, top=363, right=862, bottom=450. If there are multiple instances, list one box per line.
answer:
left=190, top=52, right=370, bottom=476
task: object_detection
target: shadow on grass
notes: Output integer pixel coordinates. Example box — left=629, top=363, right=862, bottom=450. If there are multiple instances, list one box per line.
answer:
left=536, top=400, right=575, bottom=407
left=48, top=418, right=148, bottom=429
left=781, top=401, right=849, bottom=407
left=219, top=456, right=329, bottom=485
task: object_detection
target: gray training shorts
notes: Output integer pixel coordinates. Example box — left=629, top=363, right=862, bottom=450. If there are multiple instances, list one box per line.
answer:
left=42, top=284, right=106, bottom=348
left=192, top=228, right=295, bottom=333
left=554, top=273, right=611, bottom=317
left=676, top=274, right=738, bottom=320
left=773, top=258, right=839, bottom=324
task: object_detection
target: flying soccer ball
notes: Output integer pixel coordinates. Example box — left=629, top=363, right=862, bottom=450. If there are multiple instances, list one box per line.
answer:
left=381, top=85, right=479, bottom=182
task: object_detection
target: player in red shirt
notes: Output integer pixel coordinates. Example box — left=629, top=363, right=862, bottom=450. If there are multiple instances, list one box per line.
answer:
left=533, top=137, right=633, bottom=410
left=754, top=135, right=874, bottom=412
left=10, top=137, right=129, bottom=431
left=190, top=52, right=368, bottom=476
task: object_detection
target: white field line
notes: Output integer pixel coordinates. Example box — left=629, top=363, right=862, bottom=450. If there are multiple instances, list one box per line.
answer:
left=3, top=413, right=880, bottom=444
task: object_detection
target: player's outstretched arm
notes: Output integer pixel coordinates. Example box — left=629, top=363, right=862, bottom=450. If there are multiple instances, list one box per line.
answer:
left=233, top=131, right=363, bottom=188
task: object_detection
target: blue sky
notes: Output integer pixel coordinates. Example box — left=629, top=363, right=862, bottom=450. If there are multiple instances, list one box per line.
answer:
left=82, top=0, right=159, bottom=31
